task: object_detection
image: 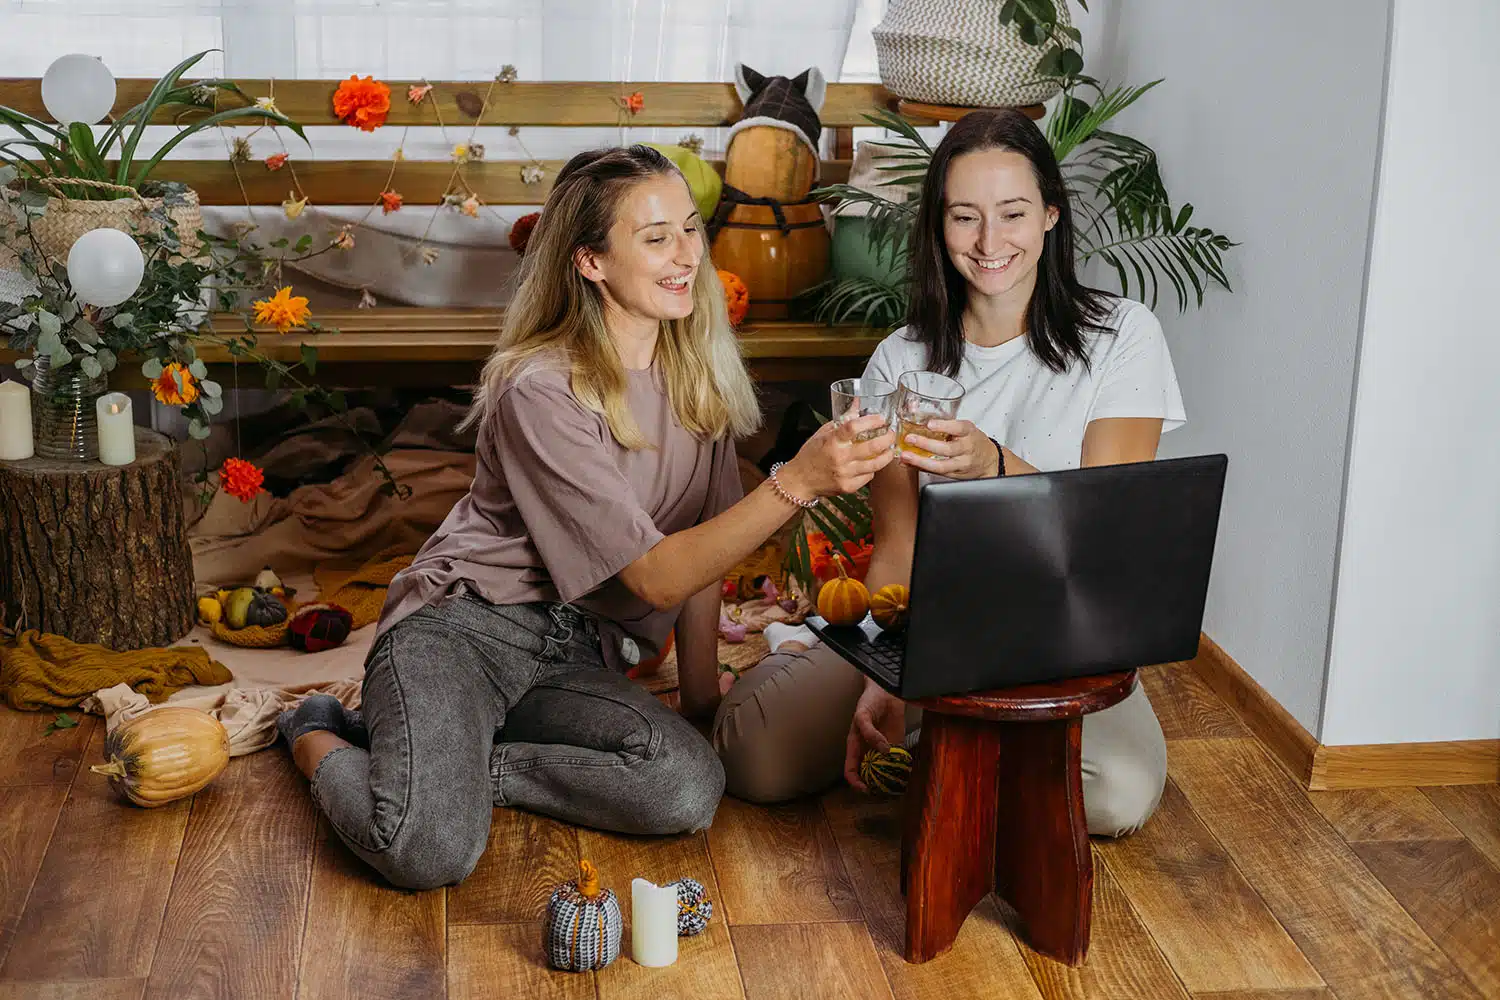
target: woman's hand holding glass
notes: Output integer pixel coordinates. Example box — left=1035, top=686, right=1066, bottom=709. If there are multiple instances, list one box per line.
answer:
left=778, top=414, right=896, bottom=501
left=898, top=417, right=1001, bottom=479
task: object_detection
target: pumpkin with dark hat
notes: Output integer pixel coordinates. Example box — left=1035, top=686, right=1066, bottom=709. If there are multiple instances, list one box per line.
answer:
left=288, top=603, right=355, bottom=653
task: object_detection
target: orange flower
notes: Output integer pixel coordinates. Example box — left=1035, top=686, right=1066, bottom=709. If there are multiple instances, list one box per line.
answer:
left=380, top=189, right=403, bottom=214
left=220, top=457, right=265, bottom=503
left=407, top=82, right=433, bottom=104
left=620, top=91, right=645, bottom=115
left=809, top=530, right=874, bottom=583
left=253, top=286, right=312, bottom=334
left=718, top=269, right=749, bottom=326
left=332, top=75, right=391, bottom=131
left=152, top=363, right=199, bottom=406
left=264, top=153, right=288, bottom=171
left=460, top=194, right=480, bottom=218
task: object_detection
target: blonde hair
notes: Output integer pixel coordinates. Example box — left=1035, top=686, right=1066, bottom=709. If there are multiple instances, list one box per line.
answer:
left=466, top=145, right=760, bottom=449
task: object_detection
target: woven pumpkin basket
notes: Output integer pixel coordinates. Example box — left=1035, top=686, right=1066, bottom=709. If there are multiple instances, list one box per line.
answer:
left=872, top=0, right=1078, bottom=109
left=0, top=178, right=203, bottom=297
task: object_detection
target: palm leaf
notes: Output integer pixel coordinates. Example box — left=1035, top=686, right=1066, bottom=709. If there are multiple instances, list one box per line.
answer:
left=115, top=50, right=216, bottom=185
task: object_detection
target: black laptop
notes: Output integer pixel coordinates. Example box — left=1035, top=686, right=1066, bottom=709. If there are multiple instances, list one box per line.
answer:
left=807, top=454, right=1228, bottom=699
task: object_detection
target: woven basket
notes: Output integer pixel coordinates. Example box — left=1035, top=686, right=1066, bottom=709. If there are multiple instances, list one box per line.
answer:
left=0, top=178, right=203, bottom=280
left=873, top=0, right=1076, bottom=108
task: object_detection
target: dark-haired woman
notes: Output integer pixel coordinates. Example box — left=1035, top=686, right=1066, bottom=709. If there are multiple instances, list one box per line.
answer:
left=712, top=109, right=1184, bottom=837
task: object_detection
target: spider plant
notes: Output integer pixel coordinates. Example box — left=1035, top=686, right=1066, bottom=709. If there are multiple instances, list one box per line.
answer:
left=804, top=76, right=1238, bottom=325
left=0, top=49, right=305, bottom=198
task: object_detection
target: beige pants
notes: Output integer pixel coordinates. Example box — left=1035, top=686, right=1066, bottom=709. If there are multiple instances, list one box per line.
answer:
left=711, top=640, right=1168, bottom=838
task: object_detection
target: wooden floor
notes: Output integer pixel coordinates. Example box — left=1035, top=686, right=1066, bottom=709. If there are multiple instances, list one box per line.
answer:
left=1, top=663, right=1497, bottom=999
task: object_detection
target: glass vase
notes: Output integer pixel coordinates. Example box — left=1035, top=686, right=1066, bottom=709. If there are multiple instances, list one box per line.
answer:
left=26, top=355, right=106, bottom=462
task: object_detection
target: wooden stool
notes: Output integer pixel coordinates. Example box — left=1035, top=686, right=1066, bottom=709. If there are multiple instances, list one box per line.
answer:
left=899, top=670, right=1138, bottom=965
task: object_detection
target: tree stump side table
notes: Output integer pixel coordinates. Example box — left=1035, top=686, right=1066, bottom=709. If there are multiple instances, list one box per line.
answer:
left=0, top=426, right=196, bottom=649
left=900, top=669, right=1139, bottom=966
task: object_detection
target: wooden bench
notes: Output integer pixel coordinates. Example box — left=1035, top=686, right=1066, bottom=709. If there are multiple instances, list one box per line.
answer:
left=0, top=79, right=924, bottom=387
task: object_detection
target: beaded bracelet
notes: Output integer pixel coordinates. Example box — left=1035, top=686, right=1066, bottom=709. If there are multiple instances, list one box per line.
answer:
left=768, top=462, right=820, bottom=509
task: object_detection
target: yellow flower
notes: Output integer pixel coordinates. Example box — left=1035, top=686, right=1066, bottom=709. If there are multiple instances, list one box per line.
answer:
left=256, top=95, right=280, bottom=115
left=453, top=143, right=469, bottom=161
left=283, top=192, right=308, bottom=219
left=152, top=363, right=199, bottom=406
left=253, top=286, right=312, bottom=334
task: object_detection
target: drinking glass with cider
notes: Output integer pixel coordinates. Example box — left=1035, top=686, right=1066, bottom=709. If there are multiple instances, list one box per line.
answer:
left=895, top=371, right=965, bottom=458
left=830, top=378, right=897, bottom=443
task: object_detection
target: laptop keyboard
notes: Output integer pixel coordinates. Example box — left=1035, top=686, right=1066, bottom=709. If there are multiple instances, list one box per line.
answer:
left=860, top=632, right=905, bottom=687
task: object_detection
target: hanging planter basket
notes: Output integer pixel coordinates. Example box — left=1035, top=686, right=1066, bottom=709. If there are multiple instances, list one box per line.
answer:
left=873, top=0, right=1078, bottom=108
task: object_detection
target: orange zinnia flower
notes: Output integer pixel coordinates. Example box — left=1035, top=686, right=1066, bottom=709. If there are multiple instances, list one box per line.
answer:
left=407, top=83, right=433, bottom=104
left=380, top=190, right=403, bottom=214
left=621, top=91, right=645, bottom=115
left=253, top=286, right=312, bottom=334
left=152, top=363, right=199, bottom=406
left=220, top=457, right=265, bottom=503
left=265, top=153, right=288, bottom=171
left=332, top=75, right=391, bottom=131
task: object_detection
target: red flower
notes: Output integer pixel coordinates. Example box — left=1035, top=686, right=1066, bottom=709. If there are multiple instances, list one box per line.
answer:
left=220, top=457, right=265, bottom=503
left=620, top=91, right=645, bottom=115
left=508, top=211, right=540, bottom=256
left=809, top=530, right=873, bottom=583
left=380, top=189, right=403, bottom=214
left=264, top=153, right=288, bottom=171
left=332, top=76, right=392, bottom=131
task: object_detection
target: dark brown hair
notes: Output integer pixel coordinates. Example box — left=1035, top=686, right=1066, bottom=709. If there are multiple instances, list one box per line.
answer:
left=905, top=108, right=1112, bottom=376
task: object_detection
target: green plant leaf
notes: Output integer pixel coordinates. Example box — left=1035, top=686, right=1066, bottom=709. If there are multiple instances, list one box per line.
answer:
left=43, top=712, right=78, bottom=736
left=115, top=49, right=214, bottom=185
left=188, top=358, right=207, bottom=379
left=80, top=355, right=101, bottom=378
left=129, top=106, right=307, bottom=188
left=187, top=417, right=212, bottom=440
left=141, top=357, right=164, bottom=379
left=300, top=343, right=318, bottom=375
left=201, top=378, right=222, bottom=398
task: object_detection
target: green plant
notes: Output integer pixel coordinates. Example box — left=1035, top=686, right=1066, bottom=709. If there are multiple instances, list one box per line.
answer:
left=0, top=169, right=407, bottom=499
left=0, top=49, right=305, bottom=195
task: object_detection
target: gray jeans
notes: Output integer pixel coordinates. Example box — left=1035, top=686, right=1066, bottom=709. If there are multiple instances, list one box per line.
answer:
left=312, top=595, right=724, bottom=890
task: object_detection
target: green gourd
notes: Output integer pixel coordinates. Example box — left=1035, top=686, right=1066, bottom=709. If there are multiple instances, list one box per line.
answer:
left=225, top=587, right=287, bottom=629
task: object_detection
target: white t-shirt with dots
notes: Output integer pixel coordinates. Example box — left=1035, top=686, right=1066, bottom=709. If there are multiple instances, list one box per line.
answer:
left=862, top=297, right=1186, bottom=474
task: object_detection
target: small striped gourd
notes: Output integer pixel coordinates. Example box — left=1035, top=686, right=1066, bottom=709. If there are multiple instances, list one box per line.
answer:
left=816, top=558, right=869, bottom=626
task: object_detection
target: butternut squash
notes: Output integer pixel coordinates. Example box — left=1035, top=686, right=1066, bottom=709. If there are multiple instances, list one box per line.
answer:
left=90, top=707, right=230, bottom=807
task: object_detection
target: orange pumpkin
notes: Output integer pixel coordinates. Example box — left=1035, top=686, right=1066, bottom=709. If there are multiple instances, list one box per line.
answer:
left=718, top=269, right=750, bottom=326
left=870, top=584, right=909, bottom=632
left=817, top=558, right=870, bottom=626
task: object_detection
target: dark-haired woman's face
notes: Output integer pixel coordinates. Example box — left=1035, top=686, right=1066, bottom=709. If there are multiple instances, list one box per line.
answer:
left=942, top=148, right=1058, bottom=303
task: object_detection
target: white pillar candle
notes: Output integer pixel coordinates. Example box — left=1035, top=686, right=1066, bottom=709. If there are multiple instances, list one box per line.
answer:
left=631, top=878, right=679, bottom=967
left=0, top=379, right=34, bottom=461
left=95, top=391, right=134, bottom=466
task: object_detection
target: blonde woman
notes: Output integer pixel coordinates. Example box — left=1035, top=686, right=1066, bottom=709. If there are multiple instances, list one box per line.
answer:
left=274, top=145, right=894, bottom=890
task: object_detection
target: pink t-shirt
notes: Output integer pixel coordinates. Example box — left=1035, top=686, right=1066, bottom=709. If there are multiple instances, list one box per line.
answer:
left=375, top=358, right=744, bottom=668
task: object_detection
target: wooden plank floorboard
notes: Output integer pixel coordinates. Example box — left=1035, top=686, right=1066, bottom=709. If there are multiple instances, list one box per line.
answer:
left=1351, top=838, right=1500, bottom=999
left=821, top=788, right=1042, bottom=1000
left=143, top=751, right=317, bottom=1000
left=1019, top=856, right=1190, bottom=1000
left=1187, top=990, right=1336, bottom=1000
left=1423, top=784, right=1500, bottom=872
left=732, top=922, right=895, bottom=1000
left=1307, top=787, right=1463, bottom=843
left=0, top=726, right=190, bottom=982
left=295, top=819, right=446, bottom=1000
left=707, top=796, right=861, bottom=926
left=0, top=981, right=146, bottom=1000
left=448, top=923, right=596, bottom=1000
left=0, top=710, right=96, bottom=787
left=0, top=785, right=68, bottom=969
left=447, top=807, right=579, bottom=925
left=1098, top=781, right=1322, bottom=993
left=1139, top=665, right=1250, bottom=741
left=1170, top=738, right=1483, bottom=1000
left=579, top=828, right=744, bottom=1000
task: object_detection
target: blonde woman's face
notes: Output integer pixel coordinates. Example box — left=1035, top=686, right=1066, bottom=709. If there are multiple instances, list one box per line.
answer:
left=578, top=174, right=704, bottom=323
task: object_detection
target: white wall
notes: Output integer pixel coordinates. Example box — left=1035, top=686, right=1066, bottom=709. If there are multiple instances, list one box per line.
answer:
left=1086, top=1, right=1392, bottom=733
left=1320, top=0, right=1500, bottom=746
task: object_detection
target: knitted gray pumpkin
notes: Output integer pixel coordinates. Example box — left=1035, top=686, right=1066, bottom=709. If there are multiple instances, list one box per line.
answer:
left=543, top=860, right=622, bottom=972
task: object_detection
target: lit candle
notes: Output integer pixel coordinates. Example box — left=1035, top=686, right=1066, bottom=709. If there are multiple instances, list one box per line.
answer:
left=95, top=391, right=134, bottom=466
left=0, top=379, right=34, bottom=461
left=631, top=878, right=679, bottom=967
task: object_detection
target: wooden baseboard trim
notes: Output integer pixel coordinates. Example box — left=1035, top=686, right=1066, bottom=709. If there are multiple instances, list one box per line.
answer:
left=1309, top=740, right=1500, bottom=790
left=1187, top=633, right=1318, bottom=785
left=1188, top=633, right=1500, bottom=790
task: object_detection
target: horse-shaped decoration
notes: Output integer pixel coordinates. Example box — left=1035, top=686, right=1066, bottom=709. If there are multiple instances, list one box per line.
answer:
left=709, top=64, right=831, bottom=321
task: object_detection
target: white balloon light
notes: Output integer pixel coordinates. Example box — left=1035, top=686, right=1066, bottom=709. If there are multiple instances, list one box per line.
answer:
left=41, top=54, right=116, bottom=126
left=67, top=228, right=145, bottom=307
